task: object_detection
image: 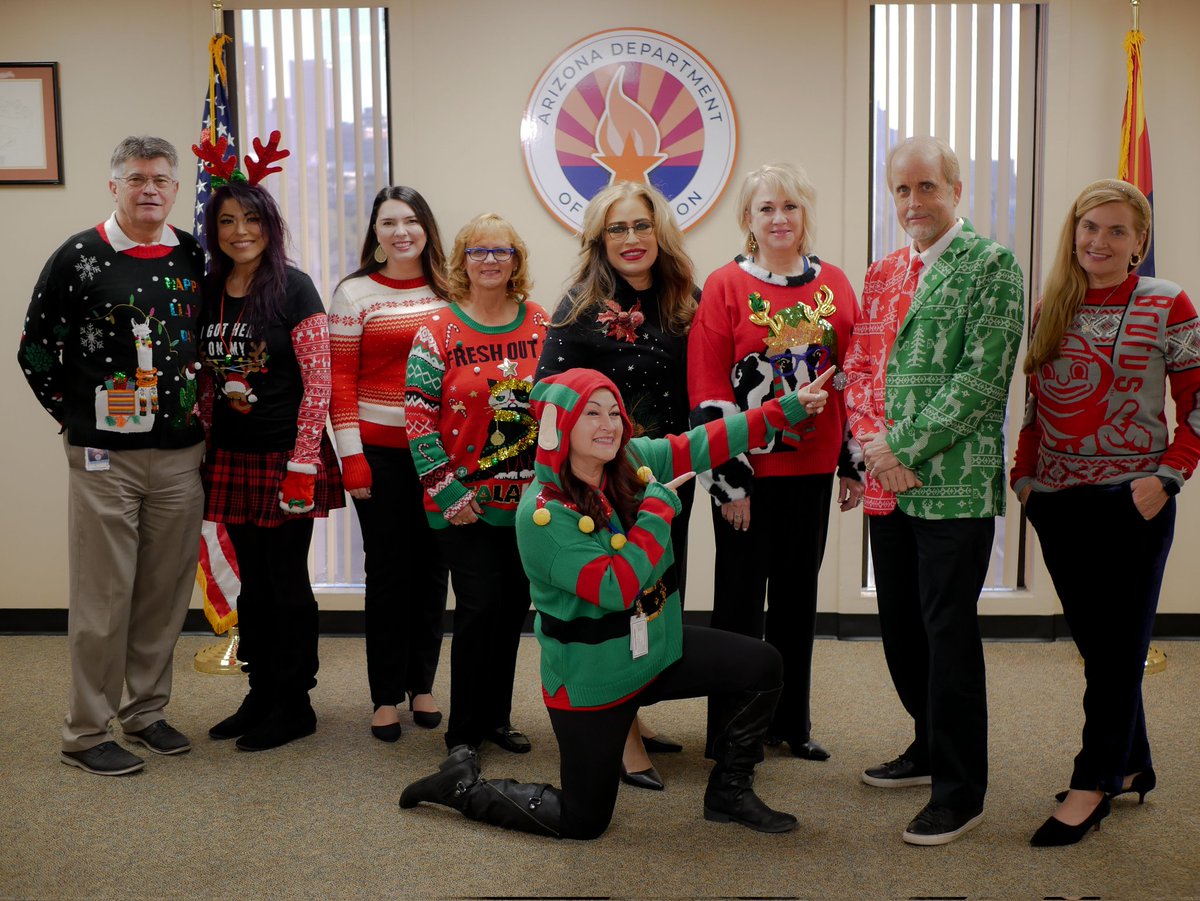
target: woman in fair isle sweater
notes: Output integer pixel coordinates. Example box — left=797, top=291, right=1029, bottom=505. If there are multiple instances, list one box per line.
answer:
left=1012, top=179, right=1199, bottom=847
left=399, top=366, right=832, bottom=840
left=329, top=187, right=451, bottom=742
left=404, top=213, right=548, bottom=754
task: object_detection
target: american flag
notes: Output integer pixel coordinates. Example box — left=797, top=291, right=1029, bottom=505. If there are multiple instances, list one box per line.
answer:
left=194, top=33, right=235, bottom=267
left=194, top=32, right=242, bottom=635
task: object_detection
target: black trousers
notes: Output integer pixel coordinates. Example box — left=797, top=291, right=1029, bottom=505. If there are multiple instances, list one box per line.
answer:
left=868, top=508, right=993, bottom=812
left=548, top=626, right=782, bottom=839
left=1026, top=483, right=1175, bottom=793
left=226, top=519, right=319, bottom=707
left=708, top=473, right=833, bottom=743
left=353, top=446, right=449, bottom=709
left=435, top=522, right=531, bottom=750
left=670, top=479, right=695, bottom=607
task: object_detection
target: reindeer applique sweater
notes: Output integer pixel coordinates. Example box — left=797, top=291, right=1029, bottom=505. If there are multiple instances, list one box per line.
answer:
left=404, top=301, right=549, bottom=528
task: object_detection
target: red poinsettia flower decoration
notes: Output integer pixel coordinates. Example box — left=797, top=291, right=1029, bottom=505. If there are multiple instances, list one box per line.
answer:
left=596, top=298, right=645, bottom=344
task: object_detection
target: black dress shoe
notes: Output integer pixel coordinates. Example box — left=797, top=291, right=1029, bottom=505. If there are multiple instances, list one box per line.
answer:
left=209, top=693, right=268, bottom=741
left=641, top=734, right=683, bottom=754
left=1030, top=796, right=1111, bottom=847
left=371, top=722, right=402, bottom=743
left=621, top=764, right=665, bottom=791
left=485, top=726, right=531, bottom=754
left=788, top=739, right=830, bottom=761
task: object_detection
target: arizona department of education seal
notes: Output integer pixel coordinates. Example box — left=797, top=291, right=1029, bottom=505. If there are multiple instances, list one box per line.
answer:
left=521, top=27, right=738, bottom=233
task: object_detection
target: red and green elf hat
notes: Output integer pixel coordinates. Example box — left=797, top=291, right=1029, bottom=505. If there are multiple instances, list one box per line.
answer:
left=529, top=368, right=633, bottom=493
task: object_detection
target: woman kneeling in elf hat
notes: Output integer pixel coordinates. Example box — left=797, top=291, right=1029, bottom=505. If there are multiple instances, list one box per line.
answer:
left=399, top=365, right=833, bottom=839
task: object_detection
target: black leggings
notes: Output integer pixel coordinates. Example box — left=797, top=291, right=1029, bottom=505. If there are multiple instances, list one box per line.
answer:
left=547, top=626, right=781, bottom=839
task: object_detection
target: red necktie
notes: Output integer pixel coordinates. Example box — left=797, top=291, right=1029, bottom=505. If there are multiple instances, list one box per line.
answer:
left=896, top=256, right=924, bottom=324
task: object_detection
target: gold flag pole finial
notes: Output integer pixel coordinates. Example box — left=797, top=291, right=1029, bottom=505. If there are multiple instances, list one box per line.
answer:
left=213, top=0, right=224, bottom=36
left=1131, top=0, right=1140, bottom=32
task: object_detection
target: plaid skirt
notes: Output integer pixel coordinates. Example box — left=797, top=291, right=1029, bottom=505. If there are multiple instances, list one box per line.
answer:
left=203, top=432, right=345, bottom=527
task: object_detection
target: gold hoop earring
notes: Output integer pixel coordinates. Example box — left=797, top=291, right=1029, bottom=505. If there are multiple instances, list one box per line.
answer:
left=747, top=232, right=759, bottom=255
left=373, top=243, right=388, bottom=264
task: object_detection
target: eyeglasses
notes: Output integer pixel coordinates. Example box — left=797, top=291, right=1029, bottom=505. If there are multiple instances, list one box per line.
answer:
left=465, top=247, right=515, bottom=262
left=604, top=220, right=654, bottom=239
left=114, top=174, right=178, bottom=190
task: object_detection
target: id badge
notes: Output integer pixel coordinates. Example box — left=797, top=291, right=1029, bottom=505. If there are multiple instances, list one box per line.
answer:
left=84, top=447, right=110, bottom=472
left=630, top=613, right=649, bottom=659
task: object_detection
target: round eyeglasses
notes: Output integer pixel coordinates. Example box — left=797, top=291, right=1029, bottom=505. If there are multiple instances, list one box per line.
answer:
left=114, top=174, right=178, bottom=190
left=465, top=247, right=515, bottom=262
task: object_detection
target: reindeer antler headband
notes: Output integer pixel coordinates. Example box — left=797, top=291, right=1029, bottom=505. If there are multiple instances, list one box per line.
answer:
left=192, top=129, right=290, bottom=188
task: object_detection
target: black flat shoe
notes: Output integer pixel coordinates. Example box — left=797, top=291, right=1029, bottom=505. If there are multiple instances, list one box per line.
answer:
left=1030, top=796, right=1111, bottom=847
left=642, top=734, right=683, bottom=754
left=371, top=722, right=402, bottom=743
left=621, top=764, right=665, bottom=791
left=237, top=706, right=317, bottom=752
left=1055, top=768, right=1157, bottom=804
left=408, top=693, right=443, bottom=730
left=789, top=739, right=830, bottom=761
left=485, top=726, right=531, bottom=754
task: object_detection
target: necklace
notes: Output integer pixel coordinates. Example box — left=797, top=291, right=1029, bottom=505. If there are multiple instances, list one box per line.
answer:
left=219, top=290, right=249, bottom=362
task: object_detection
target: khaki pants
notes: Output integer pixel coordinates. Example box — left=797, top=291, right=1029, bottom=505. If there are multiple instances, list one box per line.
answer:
left=62, top=440, right=204, bottom=752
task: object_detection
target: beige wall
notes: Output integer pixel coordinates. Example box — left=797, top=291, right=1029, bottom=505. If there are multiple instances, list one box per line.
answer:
left=4, top=0, right=1198, bottom=616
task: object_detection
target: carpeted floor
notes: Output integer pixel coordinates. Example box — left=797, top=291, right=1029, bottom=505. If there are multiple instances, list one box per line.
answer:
left=0, top=634, right=1196, bottom=900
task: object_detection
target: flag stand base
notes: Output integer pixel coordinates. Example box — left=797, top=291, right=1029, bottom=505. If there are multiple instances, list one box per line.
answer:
left=194, top=627, right=245, bottom=675
left=1076, top=644, right=1166, bottom=674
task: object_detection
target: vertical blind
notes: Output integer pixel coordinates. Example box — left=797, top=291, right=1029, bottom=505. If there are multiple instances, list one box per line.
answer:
left=236, top=7, right=391, bottom=586
left=868, top=3, right=1046, bottom=589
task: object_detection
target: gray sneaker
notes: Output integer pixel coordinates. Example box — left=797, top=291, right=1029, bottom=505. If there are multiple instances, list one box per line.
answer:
left=61, top=741, right=145, bottom=776
left=126, top=720, right=192, bottom=755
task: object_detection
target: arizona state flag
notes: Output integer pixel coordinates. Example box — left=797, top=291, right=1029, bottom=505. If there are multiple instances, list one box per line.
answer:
left=1118, top=28, right=1155, bottom=277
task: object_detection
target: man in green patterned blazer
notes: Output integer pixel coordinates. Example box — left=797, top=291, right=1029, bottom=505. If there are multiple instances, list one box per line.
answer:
left=843, top=136, right=1024, bottom=846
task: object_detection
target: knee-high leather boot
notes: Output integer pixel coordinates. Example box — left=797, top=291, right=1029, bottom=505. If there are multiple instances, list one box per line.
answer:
left=399, top=745, right=561, bottom=838
left=703, top=687, right=797, bottom=833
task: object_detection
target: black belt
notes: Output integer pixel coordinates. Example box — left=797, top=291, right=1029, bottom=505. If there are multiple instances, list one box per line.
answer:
left=539, top=567, right=679, bottom=645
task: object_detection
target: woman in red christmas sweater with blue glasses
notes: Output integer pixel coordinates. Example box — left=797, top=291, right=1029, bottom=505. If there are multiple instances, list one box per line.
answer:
left=399, top=365, right=832, bottom=839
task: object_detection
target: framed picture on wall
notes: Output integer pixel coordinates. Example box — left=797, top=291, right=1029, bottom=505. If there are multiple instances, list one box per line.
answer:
left=0, top=62, right=63, bottom=185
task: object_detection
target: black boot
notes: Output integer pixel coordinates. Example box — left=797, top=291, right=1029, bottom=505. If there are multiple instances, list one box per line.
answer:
left=703, top=687, right=797, bottom=833
left=399, top=747, right=561, bottom=838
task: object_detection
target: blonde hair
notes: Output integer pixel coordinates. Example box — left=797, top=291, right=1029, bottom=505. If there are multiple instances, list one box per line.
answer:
left=735, top=163, right=817, bottom=256
left=557, top=181, right=696, bottom=335
left=885, top=136, right=961, bottom=191
left=444, top=213, right=534, bottom=303
left=1024, top=179, right=1151, bottom=374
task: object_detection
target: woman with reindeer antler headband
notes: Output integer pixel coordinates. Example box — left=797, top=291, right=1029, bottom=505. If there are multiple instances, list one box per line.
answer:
left=328, top=186, right=453, bottom=744
left=193, top=131, right=344, bottom=752
left=687, top=163, right=863, bottom=766
left=399, top=366, right=833, bottom=839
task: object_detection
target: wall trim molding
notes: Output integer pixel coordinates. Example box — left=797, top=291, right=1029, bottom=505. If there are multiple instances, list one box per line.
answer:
left=2, top=609, right=1197, bottom=641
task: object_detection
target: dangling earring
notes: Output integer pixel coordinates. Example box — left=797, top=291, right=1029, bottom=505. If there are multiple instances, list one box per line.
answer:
left=374, top=243, right=388, bottom=264
left=1129, top=253, right=1142, bottom=269
left=747, top=232, right=759, bottom=255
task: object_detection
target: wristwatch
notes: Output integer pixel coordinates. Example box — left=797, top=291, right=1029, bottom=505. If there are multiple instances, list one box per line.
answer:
left=1156, top=476, right=1181, bottom=497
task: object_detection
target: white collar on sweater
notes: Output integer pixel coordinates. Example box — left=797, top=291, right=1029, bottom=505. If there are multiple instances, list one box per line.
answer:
left=104, top=212, right=180, bottom=251
left=911, top=218, right=963, bottom=282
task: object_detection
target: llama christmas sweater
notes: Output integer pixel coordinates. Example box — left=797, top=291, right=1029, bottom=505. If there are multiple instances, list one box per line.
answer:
left=19, top=220, right=205, bottom=449
left=1011, top=275, right=1200, bottom=495
left=404, top=301, right=549, bottom=528
left=518, top=370, right=810, bottom=710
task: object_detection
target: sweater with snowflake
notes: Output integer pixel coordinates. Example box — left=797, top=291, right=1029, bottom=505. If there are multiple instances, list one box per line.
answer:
left=1011, top=275, right=1200, bottom=495
left=404, top=301, right=549, bottom=528
left=328, top=272, right=449, bottom=457
left=19, top=222, right=205, bottom=449
left=536, top=277, right=693, bottom=439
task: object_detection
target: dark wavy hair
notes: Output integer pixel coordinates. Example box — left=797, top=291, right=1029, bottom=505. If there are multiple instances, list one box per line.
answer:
left=559, top=452, right=644, bottom=533
left=203, top=181, right=291, bottom=336
left=339, top=185, right=449, bottom=298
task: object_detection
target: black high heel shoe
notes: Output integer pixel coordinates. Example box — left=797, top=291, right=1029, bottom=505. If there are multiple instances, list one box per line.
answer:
left=408, top=692, right=443, bottom=730
left=1054, top=768, right=1156, bottom=804
left=1030, top=795, right=1111, bottom=847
